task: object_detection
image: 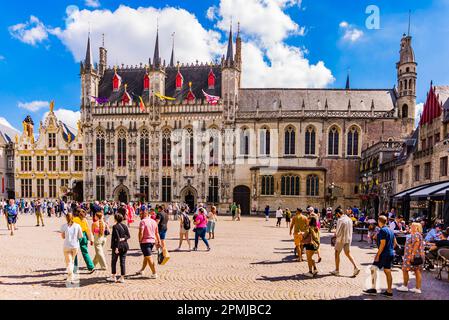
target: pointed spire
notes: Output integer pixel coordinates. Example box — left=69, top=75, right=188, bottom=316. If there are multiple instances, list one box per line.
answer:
left=226, top=22, right=234, bottom=65
left=84, top=33, right=93, bottom=69
left=408, top=10, right=411, bottom=37
left=345, top=71, right=350, bottom=90
left=153, top=26, right=161, bottom=68
left=170, top=32, right=175, bottom=67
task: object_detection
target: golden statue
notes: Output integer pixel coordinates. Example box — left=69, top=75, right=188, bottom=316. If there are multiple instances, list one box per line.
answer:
left=49, top=101, right=55, bottom=113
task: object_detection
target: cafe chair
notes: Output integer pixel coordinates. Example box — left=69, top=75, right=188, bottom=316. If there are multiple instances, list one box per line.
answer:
left=436, top=248, right=449, bottom=281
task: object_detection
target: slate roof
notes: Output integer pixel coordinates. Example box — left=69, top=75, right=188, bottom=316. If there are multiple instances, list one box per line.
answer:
left=98, top=65, right=222, bottom=104
left=239, top=88, right=397, bottom=112
left=435, top=86, right=449, bottom=122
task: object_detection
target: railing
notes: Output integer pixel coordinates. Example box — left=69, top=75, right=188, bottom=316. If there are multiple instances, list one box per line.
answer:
left=362, top=141, right=403, bottom=158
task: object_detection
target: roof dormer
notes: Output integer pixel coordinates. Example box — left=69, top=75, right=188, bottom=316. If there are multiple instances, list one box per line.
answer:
left=122, top=84, right=132, bottom=105
left=186, top=82, right=195, bottom=101
left=176, top=64, right=183, bottom=91
left=208, top=67, right=216, bottom=90
left=143, top=69, right=150, bottom=91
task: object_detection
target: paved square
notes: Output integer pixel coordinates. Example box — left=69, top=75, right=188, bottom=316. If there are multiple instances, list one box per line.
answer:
left=0, top=214, right=447, bottom=300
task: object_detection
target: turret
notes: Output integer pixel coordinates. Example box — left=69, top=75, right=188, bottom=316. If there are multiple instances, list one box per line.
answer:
left=99, top=34, right=108, bottom=77
left=396, top=31, right=417, bottom=133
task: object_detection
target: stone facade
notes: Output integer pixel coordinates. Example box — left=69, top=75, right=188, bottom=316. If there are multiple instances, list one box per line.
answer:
left=80, top=29, right=415, bottom=214
left=14, top=102, right=84, bottom=201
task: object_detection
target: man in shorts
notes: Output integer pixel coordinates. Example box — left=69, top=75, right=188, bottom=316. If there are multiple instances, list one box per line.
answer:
left=363, top=215, right=397, bottom=298
left=331, top=209, right=360, bottom=277
left=156, top=206, right=169, bottom=249
left=289, top=209, right=308, bottom=262
left=136, top=209, right=161, bottom=279
left=5, top=199, right=19, bottom=236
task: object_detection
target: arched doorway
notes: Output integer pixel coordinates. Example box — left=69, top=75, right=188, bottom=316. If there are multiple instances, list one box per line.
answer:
left=181, top=187, right=198, bottom=213
left=233, top=185, right=251, bottom=216
left=114, top=185, right=130, bottom=204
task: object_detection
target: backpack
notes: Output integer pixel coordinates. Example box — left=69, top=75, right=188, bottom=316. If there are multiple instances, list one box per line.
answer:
left=182, top=213, right=191, bottom=231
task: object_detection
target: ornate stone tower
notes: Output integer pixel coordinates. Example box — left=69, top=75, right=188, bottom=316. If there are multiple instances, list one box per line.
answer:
left=396, top=32, right=417, bottom=134
left=80, top=34, right=99, bottom=201
left=222, top=24, right=241, bottom=124
left=148, top=28, right=166, bottom=125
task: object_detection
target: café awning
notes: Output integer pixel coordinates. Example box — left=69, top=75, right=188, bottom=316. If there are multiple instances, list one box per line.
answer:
left=393, top=180, right=449, bottom=201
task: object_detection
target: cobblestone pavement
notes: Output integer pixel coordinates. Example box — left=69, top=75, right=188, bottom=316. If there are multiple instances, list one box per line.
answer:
left=0, top=214, right=447, bottom=300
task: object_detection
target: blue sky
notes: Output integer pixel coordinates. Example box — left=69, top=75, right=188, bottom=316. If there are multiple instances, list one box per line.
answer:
left=0, top=0, right=448, bottom=133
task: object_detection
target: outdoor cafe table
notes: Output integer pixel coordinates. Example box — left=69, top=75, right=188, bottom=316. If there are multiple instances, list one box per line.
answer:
left=355, top=227, right=369, bottom=242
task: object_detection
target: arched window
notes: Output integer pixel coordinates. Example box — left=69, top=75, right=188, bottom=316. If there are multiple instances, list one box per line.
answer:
left=347, top=126, right=360, bottom=156
left=402, top=104, right=408, bottom=118
left=306, top=175, right=319, bottom=196
left=284, top=126, right=296, bottom=155
left=305, top=126, right=316, bottom=155
left=328, top=126, right=340, bottom=156
left=96, top=130, right=105, bottom=168
left=117, top=129, right=127, bottom=167
left=209, top=129, right=219, bottom=166
left=162, top=129, right=172, bottom=167
left=404, top=80, right=408, bottom=90
left=260, top=127, right=271, bottom=156
left=281, top=175, right=300, bottom=196
left=240, top=128, right=250, bottom=156
left=140, top=129, right=150, bottom=167
left=261, top=175, right=274, bottom=196
left=185, top=128, right=194, bottom=167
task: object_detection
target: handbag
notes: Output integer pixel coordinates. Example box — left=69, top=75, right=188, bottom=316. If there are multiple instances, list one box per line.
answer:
left=302, top=229, right=312, bottom=245
left=157, top=248, right=170, bottom=265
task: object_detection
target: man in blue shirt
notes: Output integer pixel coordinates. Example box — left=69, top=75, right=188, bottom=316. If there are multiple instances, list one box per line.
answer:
left=363, top=215, right=397, bottom=298
left=425, top=224, right=443, bottom=243
left=5, top=199, right=19, bottom=236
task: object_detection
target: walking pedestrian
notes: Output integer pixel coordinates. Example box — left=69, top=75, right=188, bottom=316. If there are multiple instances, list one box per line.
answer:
left=73, top=209, right=95, bottom=274
left=236, top=205, right=242, bottom=221
left=285, top=208, right=291, bottom=229
left=193, top=208, right=211, bottom=251
left=35, top=199, right=45, bottom=227
left=330, top=209, right=360, bottom=277
left=156, top=206, right=169, bottom=249
left=92, top=212, right=108, bottom=270
left=264, top=205, right=270, bottom=221
left=107, top=209, right=131, bottom=283
left=289, top=208, right=308, bottom=262
left=207, top=206, right=218, bottom=240
left=135, top=208, right=161, bottom=279
left=302, top=216, right=321, bottom=277
left=59, top=213, right=83, bottom=284
left=276, top=207, right=283, bottom=227
left=230, top=202, right=237, bottom=221
left=397, top=222, right=425, bottom=294
left=363, top=215, right=397, bottom=298
left=5, top=199, right=18, bottom=236
left=177, top=207, right=191, bottom=251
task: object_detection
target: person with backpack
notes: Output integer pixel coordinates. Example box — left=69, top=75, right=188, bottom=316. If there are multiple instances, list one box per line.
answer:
left=177, top=207, right=191, bottom=251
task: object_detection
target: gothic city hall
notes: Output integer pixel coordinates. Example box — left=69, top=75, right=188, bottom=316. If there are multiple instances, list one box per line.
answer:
left=66, top=26, right=415, bottom=214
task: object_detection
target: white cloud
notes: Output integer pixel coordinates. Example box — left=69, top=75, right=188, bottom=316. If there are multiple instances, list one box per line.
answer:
left=12, top=2, right=334, bottom=89
left=85, top=0, right=101, bottom=8
left=415, top=102, right=424, bottom=127
left=42, top=109, right=80, bottom=133
left=8, top=16, right=49, bottom=46
left=18, top=100, right=50, bottom=112
left=339, top=21, right=364, bottom=43
left=0, top=117, right=20, bottom=136
left=0, top=55, right=5, bottom=61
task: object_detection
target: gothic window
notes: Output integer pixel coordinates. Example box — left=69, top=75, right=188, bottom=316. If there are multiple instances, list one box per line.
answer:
left=96, top=176, right=105, bottom=201
left=162, top=177, right=172, bottom=202
left=347, top=126, right=360, bottom=156
left=260, top=127, right=271, bottom=156
left=240, top=127, right=250, bottom=156
left=402, top=104, right=408, bottom=118
left=261, top=175, right=274, bottom=196
left=281, top=175, right=300, bottom=196
left=284, top=126, right=296, bottom=155
left=208, top=176, right=219, bottom=203
left=96, top=130, right=106, bottom=168
left=162, top=129, right=172, bottom=167
left=48, top=133, right=56, bottom=148
left=185, top=128, right=194, bottom=167
left=305, top=126, right=316, bottom=155
left=328, top=126, right=340, bottom=156
left=117, top=129, right=127, bottom=168
left=140, top=129, right=150, bottom=167
left=209, top=129, right=219, bottom=166
left=306, top=175, right=319, bottom=196
left=140, top=176, right=149, bottom=201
